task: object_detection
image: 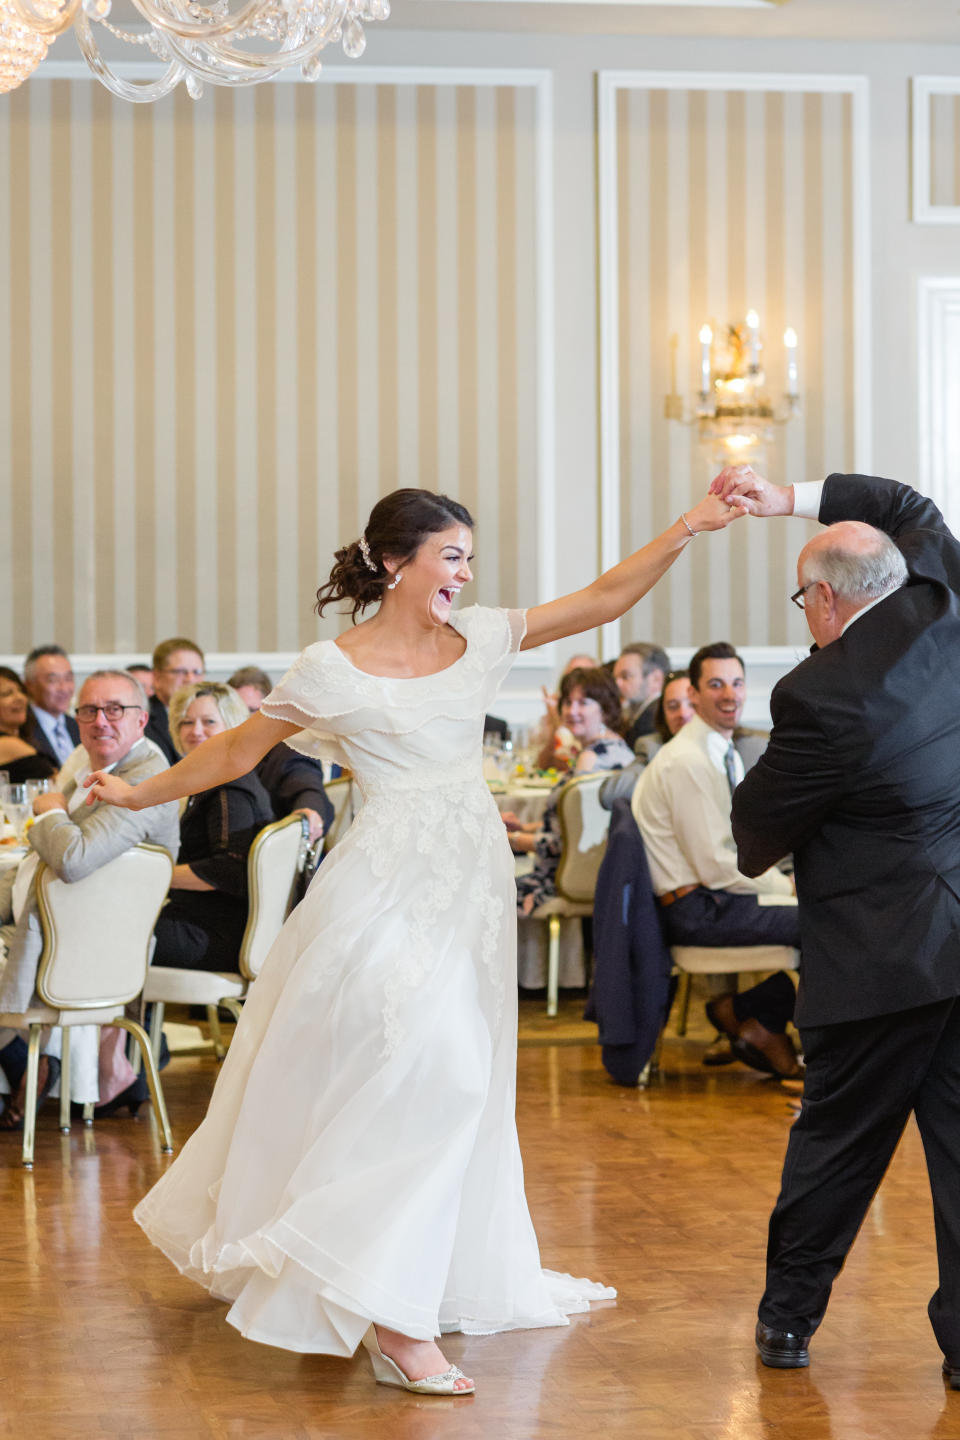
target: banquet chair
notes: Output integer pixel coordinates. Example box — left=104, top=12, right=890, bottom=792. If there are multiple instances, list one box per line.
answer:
left=0, top=843, right=175, bottom=1169
left=144, top=813, right=308, bottom=1062
left=321, top=774, right=355, bottom=854
left=530, top=772, right=614, bottom=1018
left=671, top=899, right=800, bottom=1036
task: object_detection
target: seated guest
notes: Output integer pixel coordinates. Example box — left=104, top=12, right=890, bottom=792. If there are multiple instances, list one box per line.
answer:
left=146, top=637, right=206, bottom=765
left=0, top=670, right=180, bottom=1129
left=511, top=667, right=634, bottom=917
left=21, top=645, right=79, bottom=769
left=227, top=667, right=333, bottom=844
left=127, top=663, right=155, bottom=699
left=632, top=642, right=802, bottom=1079
left=600, top=669, right=695, bottom=809
left=0, top=667, right=58, bottom=782
left=532, top=652, right=600, bottom=772
left=613, top=643, right=670, bottom=750
left=150, top=683, right=273, bottom=973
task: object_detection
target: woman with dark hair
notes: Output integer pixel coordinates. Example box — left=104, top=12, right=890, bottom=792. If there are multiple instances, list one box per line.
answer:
left=509, top=667, right=634, bottom=915
left=651, top=668, right=695, bottom=746
left=87, top=483, right=744, bottom=1394
left=0, top=667, right=58, bottom=782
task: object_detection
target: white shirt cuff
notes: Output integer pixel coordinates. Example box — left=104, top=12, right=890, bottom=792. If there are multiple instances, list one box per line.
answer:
left=792, top=480, right=824, bottom=520
left=30, top=808, right=64, bottom=828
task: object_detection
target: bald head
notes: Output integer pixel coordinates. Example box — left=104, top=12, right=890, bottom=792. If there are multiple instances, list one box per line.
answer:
left=797, top=521, right=908, bottom=648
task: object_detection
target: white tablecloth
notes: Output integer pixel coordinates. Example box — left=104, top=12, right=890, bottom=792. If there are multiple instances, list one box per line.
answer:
left=493, top=783, right=555, bottom=827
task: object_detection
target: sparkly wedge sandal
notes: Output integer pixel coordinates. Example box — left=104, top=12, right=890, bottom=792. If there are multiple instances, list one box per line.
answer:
left=361, top=1325, right=475, bottom=1395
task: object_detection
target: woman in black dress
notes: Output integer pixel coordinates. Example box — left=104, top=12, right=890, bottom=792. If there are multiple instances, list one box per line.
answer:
left=151, top=682, right=273, bottom=972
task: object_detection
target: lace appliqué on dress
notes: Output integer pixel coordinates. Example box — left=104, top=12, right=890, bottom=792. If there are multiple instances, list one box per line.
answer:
left=354, top=773, right=506, bottom=1056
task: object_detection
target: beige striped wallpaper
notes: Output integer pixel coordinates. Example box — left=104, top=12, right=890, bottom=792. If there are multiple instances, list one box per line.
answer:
left=930, top=92, right=960, bottom=208
left=613, top=83, right=858, bottom=650
left=0, top=76, right=540, bottom=657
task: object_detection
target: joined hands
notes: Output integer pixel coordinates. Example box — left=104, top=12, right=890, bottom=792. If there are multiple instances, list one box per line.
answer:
left=710, top=465, right=794, bottom=517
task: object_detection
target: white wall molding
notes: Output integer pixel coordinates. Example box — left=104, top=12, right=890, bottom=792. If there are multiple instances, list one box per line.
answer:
left=912, top=76, right=960, bottom=225
left=597, top=68, right=872, bottom=656
left=0, top=644, right=803, bottom=729
left=918, top=277, right=960, bottom=535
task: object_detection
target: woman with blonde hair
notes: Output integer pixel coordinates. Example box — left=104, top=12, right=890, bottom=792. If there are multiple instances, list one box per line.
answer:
left=150, top=682, right=273, bottom=976
left=88, top=485, right=744, bottom=1395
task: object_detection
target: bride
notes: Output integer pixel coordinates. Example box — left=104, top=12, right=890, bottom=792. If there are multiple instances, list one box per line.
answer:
left=87, top=486, right=743, bottom=1396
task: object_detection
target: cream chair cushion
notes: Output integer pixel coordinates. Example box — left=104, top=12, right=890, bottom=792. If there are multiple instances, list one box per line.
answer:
left=671, top=944, right=799, bottom=974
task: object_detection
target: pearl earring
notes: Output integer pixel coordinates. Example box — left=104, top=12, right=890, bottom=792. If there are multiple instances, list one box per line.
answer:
left=387, top=572, right=403, bottom=590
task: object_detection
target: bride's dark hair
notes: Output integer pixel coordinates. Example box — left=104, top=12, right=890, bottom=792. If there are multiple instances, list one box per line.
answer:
left=315, top=488, right=475, bottom=622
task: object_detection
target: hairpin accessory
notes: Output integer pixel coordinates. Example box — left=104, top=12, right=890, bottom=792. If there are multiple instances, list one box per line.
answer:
left=358, top=536, right=378, bottom=573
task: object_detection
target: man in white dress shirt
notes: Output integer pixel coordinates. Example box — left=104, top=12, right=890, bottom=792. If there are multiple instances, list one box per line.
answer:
left=632, top=643, right=802, bottom=1077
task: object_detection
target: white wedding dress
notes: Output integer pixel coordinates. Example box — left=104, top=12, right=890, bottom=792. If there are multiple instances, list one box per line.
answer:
left=134, top=605, right=614, bottom=1354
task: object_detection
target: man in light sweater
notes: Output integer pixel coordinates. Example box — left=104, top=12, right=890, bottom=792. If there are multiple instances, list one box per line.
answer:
left=0, top=670, right=180, bottom=1127
left=633, top=642, right=801, bottom=1078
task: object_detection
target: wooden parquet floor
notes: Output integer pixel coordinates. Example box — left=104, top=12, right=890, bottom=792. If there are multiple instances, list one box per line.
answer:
left=2, top=996, right=959, bottom=1440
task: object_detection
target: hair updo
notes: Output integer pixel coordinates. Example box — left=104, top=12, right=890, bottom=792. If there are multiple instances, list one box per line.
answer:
left=315, top=488, right=475, bottom=622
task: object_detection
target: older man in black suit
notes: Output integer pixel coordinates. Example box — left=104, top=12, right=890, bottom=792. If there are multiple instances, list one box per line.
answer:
left=717, top=466, right=960, bottom=1387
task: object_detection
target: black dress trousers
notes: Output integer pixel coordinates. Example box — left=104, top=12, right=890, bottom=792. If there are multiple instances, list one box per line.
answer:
left=759, top=994, right=960, bottom=1360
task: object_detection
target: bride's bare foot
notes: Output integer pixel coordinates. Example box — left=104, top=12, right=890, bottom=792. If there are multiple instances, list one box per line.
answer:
left=374, top=1325, right=474, bottom=1392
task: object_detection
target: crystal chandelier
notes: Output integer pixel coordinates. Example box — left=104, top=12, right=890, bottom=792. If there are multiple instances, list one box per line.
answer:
left=0, top=0, right=52, bottom=92
left=0, top=0, right=390, bottom=101
left=664, top=311, right=800, bottom=467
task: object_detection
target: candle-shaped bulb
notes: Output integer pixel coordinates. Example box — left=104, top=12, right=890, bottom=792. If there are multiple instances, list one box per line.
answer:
left=699, top=325, right=712, bottom=396
left=746, top=309, right=759, bottom=330
left=784, top=328, right=798, bottom=397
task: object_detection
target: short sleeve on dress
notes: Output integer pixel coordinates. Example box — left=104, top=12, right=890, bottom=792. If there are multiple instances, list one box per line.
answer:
left=449, top=605, right=527, bottom=708
left=259, top=643, right=351, bottom=766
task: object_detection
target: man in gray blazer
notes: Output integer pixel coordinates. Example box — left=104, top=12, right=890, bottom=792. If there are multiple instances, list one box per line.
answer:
left=0, top=670, right=180, bottom=1122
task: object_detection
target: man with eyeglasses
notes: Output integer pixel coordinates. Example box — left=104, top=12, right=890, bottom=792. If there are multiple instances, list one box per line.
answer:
left=0, top=669, right=180, bottom=1131
left=145, top=637, right=206, bottom=765
left=714, top=465, right=960, bottom=1388
left=21, top=644, right=80, bottom=769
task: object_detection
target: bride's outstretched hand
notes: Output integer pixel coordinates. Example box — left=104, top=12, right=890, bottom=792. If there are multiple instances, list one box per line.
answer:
left=84, top=772, right=139, bottom=809
left=684, top=489, right=749, bottom=533
left=709, top=465, right=793, bottom=517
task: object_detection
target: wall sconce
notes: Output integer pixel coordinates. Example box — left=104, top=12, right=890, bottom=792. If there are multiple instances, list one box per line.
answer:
left=664, top=313, right=800, bottom=467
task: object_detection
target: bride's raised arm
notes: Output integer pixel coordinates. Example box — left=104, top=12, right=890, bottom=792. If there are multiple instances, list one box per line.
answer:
left=84, top=710, right=302, bottom=812
left=521, top=490, right=744, bottom=651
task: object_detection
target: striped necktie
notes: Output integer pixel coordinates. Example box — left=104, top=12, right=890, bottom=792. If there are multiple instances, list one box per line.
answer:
left=724, top=743, right=739, bottom=798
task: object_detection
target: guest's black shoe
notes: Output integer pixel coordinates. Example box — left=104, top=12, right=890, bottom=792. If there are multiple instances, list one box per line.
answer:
left=755, top=1320, right=810, bottom=1368
left=942, top=1360, right=960, bottom=1390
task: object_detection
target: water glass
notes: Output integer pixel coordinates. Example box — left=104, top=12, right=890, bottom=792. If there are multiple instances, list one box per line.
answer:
left=0, top=783, right=31, bottom=844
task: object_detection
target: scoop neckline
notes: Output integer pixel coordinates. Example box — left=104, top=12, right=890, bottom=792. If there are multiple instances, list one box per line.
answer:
left=329, top=623, right=469, bottom=681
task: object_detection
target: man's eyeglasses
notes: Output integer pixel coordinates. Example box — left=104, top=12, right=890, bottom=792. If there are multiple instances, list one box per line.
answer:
left=790, top=582, right=816, bottom=611
left=162, top=667, right=204, bottom=680
left=76, top=703, right=143, bottom=722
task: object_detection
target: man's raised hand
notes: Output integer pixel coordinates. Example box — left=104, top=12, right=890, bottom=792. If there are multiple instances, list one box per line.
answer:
left=710, top=465, right=794, bottom=517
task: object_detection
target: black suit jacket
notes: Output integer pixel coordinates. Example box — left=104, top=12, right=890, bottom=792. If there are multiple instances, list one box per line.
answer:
left=257, top=744, right=333, bottom=834
left=22, top=706, right=79, bottom=767
left=624, top=699, right=658, bottom=752
left=732, top=473, right=960, bottom=1027
left=585, top=800, right=673, bottom=1085
left=144, top=694, right=178, bottom=766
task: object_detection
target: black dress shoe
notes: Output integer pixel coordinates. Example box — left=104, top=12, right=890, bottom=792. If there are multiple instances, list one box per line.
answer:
left=756, top=1320, right=811, bottom=1368
left=943, top=1360, right=960, bottom=1389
